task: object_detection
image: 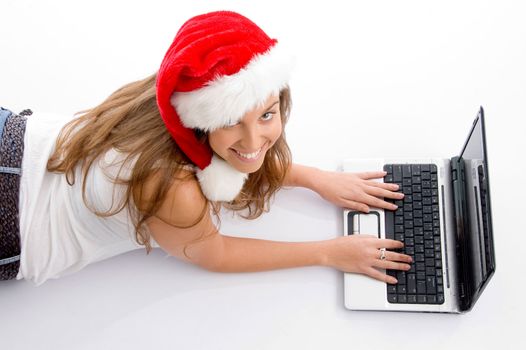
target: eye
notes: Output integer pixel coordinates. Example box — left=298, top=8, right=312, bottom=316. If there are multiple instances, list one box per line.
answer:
left=261, top=112, right=275, bottom=121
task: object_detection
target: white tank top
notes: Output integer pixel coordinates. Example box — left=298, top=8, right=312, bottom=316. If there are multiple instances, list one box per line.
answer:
left=16, top=112, right=194, bottom=285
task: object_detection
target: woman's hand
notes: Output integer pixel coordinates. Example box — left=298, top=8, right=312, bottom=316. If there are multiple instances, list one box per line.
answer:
left=313, top=170, right=404, bottom=213
left=322, top=235, right=412, bottom=284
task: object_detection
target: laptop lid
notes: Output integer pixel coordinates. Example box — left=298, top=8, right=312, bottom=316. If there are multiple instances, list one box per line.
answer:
left=451, top=107, right=496, bottom=312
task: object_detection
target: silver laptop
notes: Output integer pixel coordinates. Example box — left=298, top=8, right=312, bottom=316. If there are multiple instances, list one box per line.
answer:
left=342, top=107, right=495, bottom=313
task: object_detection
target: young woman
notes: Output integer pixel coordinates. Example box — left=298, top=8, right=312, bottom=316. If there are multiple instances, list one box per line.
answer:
left=0, top=11, right=412, bottom=286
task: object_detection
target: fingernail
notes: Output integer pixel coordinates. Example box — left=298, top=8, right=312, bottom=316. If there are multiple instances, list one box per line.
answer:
left=392, top=204, right=398, bottom=210
left=392, top=278, right=398, bottom=284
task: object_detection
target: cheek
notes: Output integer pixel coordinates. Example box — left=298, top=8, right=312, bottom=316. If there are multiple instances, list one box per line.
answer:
left=269, top=119, right=283, bottom=143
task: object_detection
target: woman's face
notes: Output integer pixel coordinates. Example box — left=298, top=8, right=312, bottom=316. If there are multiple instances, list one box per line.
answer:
left=208, top=94, right=282, bottom=174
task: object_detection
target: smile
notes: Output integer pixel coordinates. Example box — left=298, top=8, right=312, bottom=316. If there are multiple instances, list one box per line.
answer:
left=230, top=146, right=264, bottom=162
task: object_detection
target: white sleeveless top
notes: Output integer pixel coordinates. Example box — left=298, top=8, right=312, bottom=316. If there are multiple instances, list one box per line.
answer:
left=16, top=112, right=195, bottom=285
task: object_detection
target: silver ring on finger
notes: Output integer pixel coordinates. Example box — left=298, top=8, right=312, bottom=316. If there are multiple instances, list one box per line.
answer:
left=379, top=248, right=387, bottom=260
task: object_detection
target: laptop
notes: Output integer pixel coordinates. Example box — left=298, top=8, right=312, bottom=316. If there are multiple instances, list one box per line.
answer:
left=342, top=107, right=495, bottom=313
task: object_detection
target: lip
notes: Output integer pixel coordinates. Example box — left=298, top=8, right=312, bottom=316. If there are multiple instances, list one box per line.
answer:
left=230, top=145, right=265, bottom=163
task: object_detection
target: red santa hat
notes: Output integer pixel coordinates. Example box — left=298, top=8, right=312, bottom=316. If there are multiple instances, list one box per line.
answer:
left=156, top=11, right=293, bottom=202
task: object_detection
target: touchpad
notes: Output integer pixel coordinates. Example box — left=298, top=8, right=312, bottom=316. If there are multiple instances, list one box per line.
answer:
left=348, top=211, right=380, bottom=238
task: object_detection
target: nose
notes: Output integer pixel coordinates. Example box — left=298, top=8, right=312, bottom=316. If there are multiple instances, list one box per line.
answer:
left=239, top=123, right=263, bottom=150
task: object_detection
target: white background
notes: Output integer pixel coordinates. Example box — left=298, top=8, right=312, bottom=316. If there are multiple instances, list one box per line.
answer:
left=1, top=0, right=524, bottom=349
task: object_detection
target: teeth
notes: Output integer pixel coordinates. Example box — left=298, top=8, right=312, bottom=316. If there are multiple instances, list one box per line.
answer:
left=235, top=148, right=261, bottom=159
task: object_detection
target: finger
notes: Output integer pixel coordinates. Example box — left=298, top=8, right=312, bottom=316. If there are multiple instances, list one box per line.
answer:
left=385, top=251, right=413, bottom=263
left=365, top=267, right=398, bottom=284
left=343, top=199, right=370, bottom=213
left=361, top=193, right=398, bottom=211
left=373, top=259, right=412, bottom=271
left=367, top=180, right=401, bottom=192
left=357, top=171, right=388, bottom=180
left=366, top=185, right=404, bottom=201
left=372, top=239, right=404, bottom=249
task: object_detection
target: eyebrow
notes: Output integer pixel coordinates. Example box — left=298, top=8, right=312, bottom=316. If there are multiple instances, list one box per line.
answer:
left=264, top=100, right=279, bottom=111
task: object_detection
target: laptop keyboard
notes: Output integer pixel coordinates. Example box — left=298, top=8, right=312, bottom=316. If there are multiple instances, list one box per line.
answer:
left=383, top=164, right=445, bottom=305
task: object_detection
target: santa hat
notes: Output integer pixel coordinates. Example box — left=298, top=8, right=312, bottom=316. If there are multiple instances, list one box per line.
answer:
left=156, top=11, right=293, bottom=202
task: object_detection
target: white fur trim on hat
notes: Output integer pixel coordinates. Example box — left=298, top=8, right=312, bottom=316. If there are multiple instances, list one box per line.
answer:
left=196, top=154, right=248, bottom=201
left=171, top=43, right=294, bottom=132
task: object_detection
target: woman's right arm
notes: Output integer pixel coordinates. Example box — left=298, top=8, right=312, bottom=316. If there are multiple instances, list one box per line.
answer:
left=146, top=175, right=412, bottom=283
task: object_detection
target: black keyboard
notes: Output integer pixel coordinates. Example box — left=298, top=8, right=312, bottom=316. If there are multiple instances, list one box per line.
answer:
left=383, top=164, right=445, bottom=305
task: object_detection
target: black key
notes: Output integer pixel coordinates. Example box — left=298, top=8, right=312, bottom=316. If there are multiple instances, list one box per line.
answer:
left=411, top=164, right=421, bottom=175
left=384, top=164, right=393, bottom=174
left=393, top=165, right=402, bottom=182
left=414, top=202, right=422, bottom=210
left=395, top=233, right=404, bottom=241
left=415, top=253, right=424, bottom=262
left=422, top=189, right=432, bottom=197
left=397, top=285, right=407, bottom=294
left=385, top=175, right=393, bottom=183
left=412, top=185, right=422, bottom=193
left=404, top=195, right=413, bottom=203
left=430, top=164, right=437, bottom=173
left=396, top=271, right=407, bottom=284
left=425, top=249, right=434, bottom=258
left=395, top=225, right=404, bottom=233
left=387, top=285, right=397, bottom=294
left=388, top=294, right=397, bottom=303
left=414, top=218, right=423, bottom=227
left=398, top=295, right=407, bottom=303
left=438, top=285, right=444, bottom=293
left=417, top=281, right=426, bottom=294
left=437, top=294, right=444, bottom=304
left=407, top=295, right=417, bottom=304
left=431, top=174, right=438, bottom=181
left=427, top=295, right=437, bottom=304
left=404, top=220, right=413, bottom=229
left=412, top=176, right=422, bottom=184
left=415, top=244, right=424, bottom=253
left=421, top=164, right=430, bottom=172
left=415, top=236, right=424, bottom=244
left=426, top=276, right=437, bottom=294
left=407, top=274, right=417, bottom=294
left=403, top=178, right=412, bottom=187
left=432, top=212, right=440, bottom=220
left=425, top=258, right=435, bottom=267
left=426, top=267, right=435, bottom=276
left=414, top=210, right=423, bottom=218
left=395, top=216, right=404, bottom=225
left=385, top=210, right=394, bottom=240
left=417, top=295, right=427, bottom=304
left=422, top=172, right=431, bottom=180
left=405, top=238, right=414, bottom=246
left=416, top=271, right=426, bottom=280
left=402, top=165, right=412, bottom=178
left=403, top=186, right=413, bottom=195
left=404, top=212, right=414, bottom=220
left=422, top=180, right=431, bottom=189
left=405, top=246, right=414, bottom=255
left=424, top=240, right=434, bottom=249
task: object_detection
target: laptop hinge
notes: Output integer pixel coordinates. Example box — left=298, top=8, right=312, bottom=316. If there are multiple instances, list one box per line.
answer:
left=451, top=156, right=473, bottom=311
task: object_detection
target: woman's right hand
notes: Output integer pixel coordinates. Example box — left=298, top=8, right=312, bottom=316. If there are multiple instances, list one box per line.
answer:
left=321, top=235, right=413, bottom=284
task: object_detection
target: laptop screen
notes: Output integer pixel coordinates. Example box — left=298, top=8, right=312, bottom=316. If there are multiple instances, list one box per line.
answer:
left=458, top=108, right=496, bottom=303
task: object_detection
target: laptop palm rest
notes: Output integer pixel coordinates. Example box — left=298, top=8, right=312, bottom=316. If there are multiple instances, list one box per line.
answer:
left=345, top=210, right=387, bottom=308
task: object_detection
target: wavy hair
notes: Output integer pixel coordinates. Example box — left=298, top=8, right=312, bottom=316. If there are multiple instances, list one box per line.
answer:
left=47, top=72, right=293, bottom=254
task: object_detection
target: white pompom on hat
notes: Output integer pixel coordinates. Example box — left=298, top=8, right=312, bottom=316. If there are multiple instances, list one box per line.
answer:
left=156, top=11, right=293, bottom=201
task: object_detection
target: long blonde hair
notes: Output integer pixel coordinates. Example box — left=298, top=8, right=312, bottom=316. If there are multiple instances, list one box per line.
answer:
left=47, top=72, right=293, bottom=254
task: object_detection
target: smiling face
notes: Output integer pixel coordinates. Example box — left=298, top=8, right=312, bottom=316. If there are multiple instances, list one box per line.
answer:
left=208, top=94, right=283, bottom=174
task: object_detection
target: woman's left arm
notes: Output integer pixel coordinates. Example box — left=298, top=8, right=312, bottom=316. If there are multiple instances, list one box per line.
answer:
left=283, top=163, right=404, bottom=213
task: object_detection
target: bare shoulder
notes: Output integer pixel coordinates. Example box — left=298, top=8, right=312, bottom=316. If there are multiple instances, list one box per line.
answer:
left=143, top=168, right=223, bottom=270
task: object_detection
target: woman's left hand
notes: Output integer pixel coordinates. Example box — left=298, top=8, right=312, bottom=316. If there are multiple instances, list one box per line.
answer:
left=313, top=170, right=404, bottom=213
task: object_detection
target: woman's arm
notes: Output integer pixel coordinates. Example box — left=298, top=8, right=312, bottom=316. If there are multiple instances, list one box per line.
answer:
left=283, top=162, right=403, bottom=213
left=214, top=234, right=411, bottom=284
